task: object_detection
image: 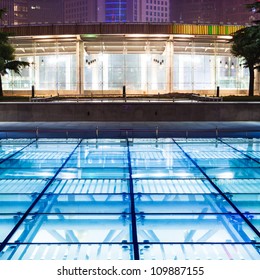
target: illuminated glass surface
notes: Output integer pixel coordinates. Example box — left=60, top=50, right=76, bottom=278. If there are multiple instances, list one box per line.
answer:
left=0, top=138, right=259, bottom=260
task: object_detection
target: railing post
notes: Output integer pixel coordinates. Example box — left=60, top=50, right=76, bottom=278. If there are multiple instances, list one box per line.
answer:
left=123, top=85, right=126, bottom=102
left=96, top=126, right=99, bottom=139
left=216, top=86, right=220, bottom=97
left=31, top=85, right=35, bottom=98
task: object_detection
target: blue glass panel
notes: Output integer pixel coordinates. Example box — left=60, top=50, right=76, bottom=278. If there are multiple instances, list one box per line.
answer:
left=65, top=159, right=127, bottom=168
left=48, top=179, right=129, bottom=194
left=0, top=244, right=133, bottom=260
left=134, top=179, right=214, bottom=193
left=175, top=141, right=233, bottom=152
left=132, top=167, right=205, bottom=179
left=135, top=194, right=236, bottom=213
left=193, top=158, right=259, bottom=168
left=229, top=194, right=260, bottom=213
left=139, top=244, right=260, bottom=260
left=0, top=140, right=32, bottom=159
left=57, top=168, right=130, bottom=179
left=9, top=214, right=132, bottom=243
left=136, top=214, right=258, bottom=242
left=250, top=214, right=260, bottom=231
left=131, top=157, right=194, bottom=168
left=213, top=179, right=260, bottom=193
left=222, top=138, right=260, bottom=152
left=0, top=159, right=68, bottom=168
left=0, top=168, right=58, bottom=179
left=0, top=179, right=48, bottom=194
left=0, top=195, right=38, bottom=214
left=0, top=215, right=20, bottom=242
left=203, top=167, right=260, bottom=179
left=31, top=194, right=131, bottom=214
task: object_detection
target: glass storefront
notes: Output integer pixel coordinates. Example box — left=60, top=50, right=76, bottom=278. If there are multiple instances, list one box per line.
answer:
left=3, top=36, right=251, bottom=95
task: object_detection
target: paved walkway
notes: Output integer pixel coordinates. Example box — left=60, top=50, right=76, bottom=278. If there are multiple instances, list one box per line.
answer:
left=0, top=121, right=260, bottom=138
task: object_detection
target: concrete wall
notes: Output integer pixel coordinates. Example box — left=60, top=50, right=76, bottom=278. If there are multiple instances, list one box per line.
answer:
left=0, top=102, right=260, bottom=122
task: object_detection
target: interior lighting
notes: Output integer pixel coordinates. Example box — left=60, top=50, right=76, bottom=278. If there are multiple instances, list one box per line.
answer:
left=86, top=59, right=97, bottom=65
left=153, top=59, right=164, bottom=65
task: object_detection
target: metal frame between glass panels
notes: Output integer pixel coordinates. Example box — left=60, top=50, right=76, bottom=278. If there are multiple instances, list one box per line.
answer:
left=0, top=137, right=259, bottom=260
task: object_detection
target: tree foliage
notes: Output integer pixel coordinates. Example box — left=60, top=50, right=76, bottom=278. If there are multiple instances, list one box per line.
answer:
left=231, top=25, right=260, bottom=68
left=230, top=25, right=260, bottom=96
left=0, top=8, right=29, bottom=96
left=0, top=8, right=6, bottom=20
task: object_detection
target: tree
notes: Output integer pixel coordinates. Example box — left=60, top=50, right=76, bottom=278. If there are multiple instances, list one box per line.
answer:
left=0, top=8, right=29, bottom=97
left=230, top=25, right=260, bottom=96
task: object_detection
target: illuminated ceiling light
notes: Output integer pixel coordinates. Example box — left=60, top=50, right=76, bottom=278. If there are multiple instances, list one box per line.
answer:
left=217, top=35, right=232, bottom=40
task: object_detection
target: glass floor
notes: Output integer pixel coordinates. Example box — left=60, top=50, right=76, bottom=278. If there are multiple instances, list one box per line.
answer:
left=0, top=137, right=259, bottom=260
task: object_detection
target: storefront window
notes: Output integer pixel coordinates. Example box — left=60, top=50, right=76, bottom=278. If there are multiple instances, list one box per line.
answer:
left=3, top=36, right=251, bottom=95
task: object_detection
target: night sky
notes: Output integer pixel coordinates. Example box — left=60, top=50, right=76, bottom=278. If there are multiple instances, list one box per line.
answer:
left=0, top=0, right=259, bottom=26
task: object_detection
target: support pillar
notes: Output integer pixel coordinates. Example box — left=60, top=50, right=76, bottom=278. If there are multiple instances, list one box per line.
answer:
left=166, top=39, right=174, bottom=93
left=76, top=40, right=84, bottom=95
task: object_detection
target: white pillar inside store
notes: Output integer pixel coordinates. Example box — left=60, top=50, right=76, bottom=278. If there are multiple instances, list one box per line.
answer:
left=166, top=39, right=173, bottom=93
left=76, top=40, right=84, bottom=95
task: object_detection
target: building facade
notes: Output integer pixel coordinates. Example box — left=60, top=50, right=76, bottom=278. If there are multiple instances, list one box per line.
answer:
left=0, top=0, right=28, bottom=25
left=63, top=0, right=96, bottom=23
left=28, top=0, right=63, bottom=24
left=171, top=0, right=220, bottom=24
left=1, top=23, right=259, bottom=97
left=170, top=0, right=259, bottom=25
left=1, top=0, right=259, bottom=25
left=133, top=0, right=170, bottom=22
left=0, top=0, right=64, bottom=25
left=96, top=0, right=170, bottom=22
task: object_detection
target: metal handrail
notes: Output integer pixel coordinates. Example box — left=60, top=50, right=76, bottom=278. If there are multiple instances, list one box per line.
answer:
left=0, top=127, right=259, bottom=139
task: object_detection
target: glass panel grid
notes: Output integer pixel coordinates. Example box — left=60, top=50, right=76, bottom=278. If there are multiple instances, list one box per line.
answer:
left=0, top=138, right=259, bottom=260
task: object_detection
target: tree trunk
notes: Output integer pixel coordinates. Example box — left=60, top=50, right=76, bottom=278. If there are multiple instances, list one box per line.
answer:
left=0, top=75, right=3, bottom=97
left=249, top=65, right=255, bottom=97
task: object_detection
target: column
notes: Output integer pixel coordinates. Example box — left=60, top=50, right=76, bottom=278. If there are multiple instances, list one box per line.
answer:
left=76, top=40, right=84, bottom=95
left=165, top=39, right=173, bottom=93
